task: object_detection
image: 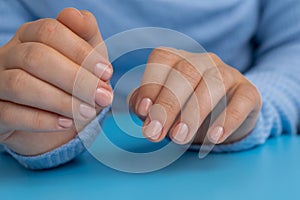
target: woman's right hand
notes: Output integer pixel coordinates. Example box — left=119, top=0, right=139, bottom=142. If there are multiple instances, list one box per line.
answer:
left=0, top=8, right=113, bottom=156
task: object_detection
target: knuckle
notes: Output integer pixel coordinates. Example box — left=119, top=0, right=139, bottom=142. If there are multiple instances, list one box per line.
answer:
left=207, top=52, right=221, bottom=63
left=237, top=85, right=259, bottom=104
left=5, top=70, right=27, bottom=98
left=228, top=107, right=243, bottom=124
left=74, top=45, right=90, bottom=63
left=58, top=96, right=73, bottom=114
left=0, top=103, right=11, bottom=125
left=157, top=95, right=179, bottom=114
left=204, top=66, right=235, bottom=90
left=176, top=59, right=201, bottom=84
left=203, top=66, right=224, bottom=84
left=199, top=53, right=223, bottom=71
left=31, top=111, right=44, bottom=130
left=17, top=22, right=31, bottom=35
left=148, top=47, right=180, bottom=63
left=22, top=43, right=45, bottom=68
left=36, top=19, right=60, bottom=43
left=220, top=67, right=235, bottom=86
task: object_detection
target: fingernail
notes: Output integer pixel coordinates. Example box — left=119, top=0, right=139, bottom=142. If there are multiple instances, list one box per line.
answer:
left=208, top=126, right=224, bottom=144
left=94, top=63, right=112, bottom=81
left=138, top=98, right=153, bottom=117
left=73, top=8, right=83, bottom=17
left=95, top=88, right=113, bottom=107
left=58, top=117, right=73, bottom=129
left=173, top=123, right=189, bottom=143
left=143, top=120, right=163, bottom=140
left=79, top=104, right=96, bottom=119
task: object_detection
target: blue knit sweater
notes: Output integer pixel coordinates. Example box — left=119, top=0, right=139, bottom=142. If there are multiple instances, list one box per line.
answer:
left=0, top=0, right=299, bottom=169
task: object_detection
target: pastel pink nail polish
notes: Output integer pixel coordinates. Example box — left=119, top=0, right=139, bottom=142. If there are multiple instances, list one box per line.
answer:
left=94, top=63, right=112, bottom=81
left=138, top=98, right=153, bottom=117
left=143, top=120, right=163, bottom=140
left=173, top=123, right=189, bottom=143
left=58, top=117, right=73, bottom=129
left=95, top=88, right=113, bottom=107
left=208, top=126, right=224, bottom=144
left=79, top=104, right=96, bottom=119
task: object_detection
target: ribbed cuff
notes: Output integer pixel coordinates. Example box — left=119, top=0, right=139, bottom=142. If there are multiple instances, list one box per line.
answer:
left=4, top=137, right=85, bottom=170
left=4, top=106, right=110, bottom=170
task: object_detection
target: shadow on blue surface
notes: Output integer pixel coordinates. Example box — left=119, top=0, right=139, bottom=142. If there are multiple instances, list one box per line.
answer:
left=0, top=114, right=299, bottom=200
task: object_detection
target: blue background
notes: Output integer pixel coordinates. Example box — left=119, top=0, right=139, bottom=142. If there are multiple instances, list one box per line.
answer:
left=0, top=114, right=299, bottom=200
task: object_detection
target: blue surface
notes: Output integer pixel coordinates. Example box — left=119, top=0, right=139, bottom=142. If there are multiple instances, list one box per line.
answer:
left=1, top=114, right=300, bottom=200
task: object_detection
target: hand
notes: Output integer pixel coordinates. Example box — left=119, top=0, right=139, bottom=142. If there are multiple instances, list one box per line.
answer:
left=0, top=8, right=113, bottom=155
left=130, top=47, right=262, bottom=145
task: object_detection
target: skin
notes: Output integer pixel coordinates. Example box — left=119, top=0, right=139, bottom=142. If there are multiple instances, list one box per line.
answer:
left=0, top=8, right=262, bottom=157
left=129, top=48, right=262, bottom=145
left=0, top=8, right=113, bottom=156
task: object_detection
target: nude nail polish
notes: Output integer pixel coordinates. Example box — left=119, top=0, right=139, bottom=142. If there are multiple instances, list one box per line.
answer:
left=138, top=98, right=153, bottom=117
left=208, top=126, right=224, bottom=144
left=94, top=63, right=112, bottom=80
left=95, top=88, right=113, bottom=107
left=79, top=104, right=96, bottom=119
left=58, top=117, right=73, bottom=129
left=173, top=123, right=189, bottom=143
left=143, top=120, right=163, bottom=140
left=73, top=8, right=83, bottom=17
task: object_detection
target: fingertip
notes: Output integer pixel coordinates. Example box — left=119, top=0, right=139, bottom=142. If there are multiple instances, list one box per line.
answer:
left=79, top=10, right=98, bottom=31
left=79, top=10, right=94, bottom=19
left=142, top=119, right=163, bottom=142
left=94, top=63, right=113, bottom=81
left=57, top=7, right=83, bottom=21
left=138, top=98, right=153, bottom=117
left=79, top=10, right=103, bottom=46
left=171, top=122, right=189, bottom=144
left=57, top=117, right=73, bottom=129
left=207, top=126, right=224, bottom=144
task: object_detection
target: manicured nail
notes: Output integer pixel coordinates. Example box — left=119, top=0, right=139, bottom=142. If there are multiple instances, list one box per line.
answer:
left=73, top=8, right=83, bottom=17
left=208, top=126, right=224, bottom=144
left=94, top=63, right=112, bottom=80
left=95, top=88, right=113, bottom=107
left=138, top=98, right=153, bottom=117
left=143, top=120, right=163, bottom=140
left=79, top=104, right=96, bottom=119
left=58, top=117, right=73, bottom=129
left=173, top=123, right=189, bottom=143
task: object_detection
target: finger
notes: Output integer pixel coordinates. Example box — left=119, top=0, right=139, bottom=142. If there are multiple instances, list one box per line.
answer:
left=4, top=43, right=113, bottom=108
left=57, top=8, right=103, bottom=48
left=206, top=84, right=260, bottom=144
left=130, top=47, right=182, bottom=118
left=18, top=17, right=112, bottom=81
left=169, top=65, right=236, bottom=144
left=56, top=8, right=112, bottom=80
left=0, top=101, right=73, bottom=134
left=142, top=55, right=209, bottom=142
left=0, top=69, right=99, bottom=122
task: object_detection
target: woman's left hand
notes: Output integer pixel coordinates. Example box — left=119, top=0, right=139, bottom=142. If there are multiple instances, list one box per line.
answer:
left=129, top=47, right=262, bottom=145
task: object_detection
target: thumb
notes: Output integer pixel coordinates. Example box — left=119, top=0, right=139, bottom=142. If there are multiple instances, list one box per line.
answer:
left=56, top=7, right=104, bottom=48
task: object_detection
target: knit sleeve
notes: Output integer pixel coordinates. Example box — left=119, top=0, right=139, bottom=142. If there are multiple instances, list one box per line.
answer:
left=191, top=0, right=300, bottom=152
left=0, top=0, right=37, bottom=46
left=4, top=107, right=110, bottom=170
